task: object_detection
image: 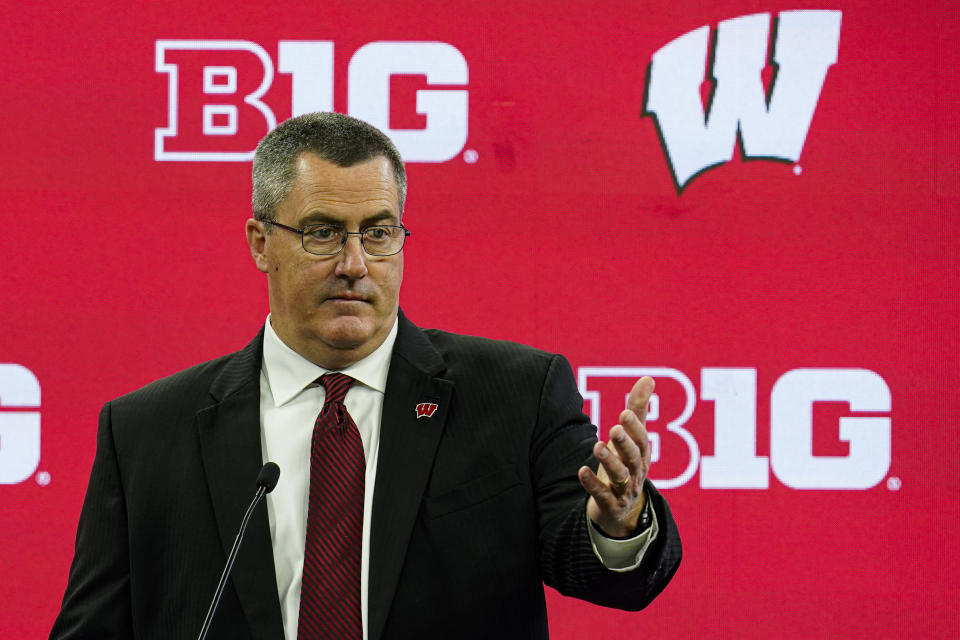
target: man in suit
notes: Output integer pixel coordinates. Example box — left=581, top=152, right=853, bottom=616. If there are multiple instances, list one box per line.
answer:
left=51, top=112, right=681, bottom=639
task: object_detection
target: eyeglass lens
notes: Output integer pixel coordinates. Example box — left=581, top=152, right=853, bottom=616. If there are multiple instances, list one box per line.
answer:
left=302, top=225, right=405, bottom=256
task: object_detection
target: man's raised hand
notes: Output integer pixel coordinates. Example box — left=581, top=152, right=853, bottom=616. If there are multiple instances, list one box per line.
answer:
left=577, top=376, right=655, bottom=538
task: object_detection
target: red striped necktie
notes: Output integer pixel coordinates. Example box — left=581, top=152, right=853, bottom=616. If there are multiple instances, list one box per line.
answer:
left=297, top=373, right=364, bottom=639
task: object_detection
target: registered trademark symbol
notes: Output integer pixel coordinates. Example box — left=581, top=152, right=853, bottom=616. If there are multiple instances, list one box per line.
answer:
left=792, top=164, right=802, bottom=176
left=463, top=149, right=479, bottom=164
left=36, top=471, right=51, bottom=486
left=886, top=476, right=901, bottom=491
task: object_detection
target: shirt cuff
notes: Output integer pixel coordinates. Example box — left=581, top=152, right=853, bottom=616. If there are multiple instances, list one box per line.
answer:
left=585, top=500, right=659, bottom=573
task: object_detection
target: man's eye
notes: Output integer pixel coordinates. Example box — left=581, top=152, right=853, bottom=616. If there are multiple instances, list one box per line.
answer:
left=307, top=226, right=339, bottom=240
left=366, top=227, right=388, bottom=240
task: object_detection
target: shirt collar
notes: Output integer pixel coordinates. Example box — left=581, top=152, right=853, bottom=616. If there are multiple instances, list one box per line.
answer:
left=262, top=314, right=398, bottom=406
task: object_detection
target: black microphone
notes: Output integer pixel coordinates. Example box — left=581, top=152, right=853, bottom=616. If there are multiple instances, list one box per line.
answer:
left=197, top=462, right=280, bottom=640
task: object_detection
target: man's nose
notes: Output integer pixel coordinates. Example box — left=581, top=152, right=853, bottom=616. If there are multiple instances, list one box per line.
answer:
left=334, top=234, right=369, bottom=278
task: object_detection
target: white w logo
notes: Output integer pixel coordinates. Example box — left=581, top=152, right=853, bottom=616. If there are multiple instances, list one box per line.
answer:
left=644, top=10, right=842, bottom=192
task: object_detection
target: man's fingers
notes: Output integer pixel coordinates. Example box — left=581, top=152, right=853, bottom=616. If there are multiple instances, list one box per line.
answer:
left=593, top=441, right=631, bottom=490
left=593, top=438, right=636, bottom=496
left=618, top=410, right=651, bottom=467
left=578, top=467, right=618, bottom=510
left=583, top=384, right=655, bottom=532
left=626, top=376, right=655, bottom=423
left=609, top=425, right=644, bottom=480
left=620, top=376, right=653, bottom=464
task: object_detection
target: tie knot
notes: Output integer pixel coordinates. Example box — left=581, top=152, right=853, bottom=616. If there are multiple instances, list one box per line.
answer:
left=318, top=372, right=354, bottom=405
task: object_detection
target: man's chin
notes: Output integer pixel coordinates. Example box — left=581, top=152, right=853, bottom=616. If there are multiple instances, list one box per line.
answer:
left=314, top=318, right=377, bottom=351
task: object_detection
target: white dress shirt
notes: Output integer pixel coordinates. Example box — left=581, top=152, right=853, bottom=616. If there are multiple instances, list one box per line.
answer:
left=259, top=316, right=396, bottom=640
left=257, top=316, right=656, bottom=639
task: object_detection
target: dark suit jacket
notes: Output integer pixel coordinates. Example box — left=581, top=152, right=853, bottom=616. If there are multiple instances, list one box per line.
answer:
left=50, top=312, right=681, bottom=639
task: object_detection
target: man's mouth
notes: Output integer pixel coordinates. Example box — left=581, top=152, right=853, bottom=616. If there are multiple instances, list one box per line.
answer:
left=326, top=293, right=369, bottom=303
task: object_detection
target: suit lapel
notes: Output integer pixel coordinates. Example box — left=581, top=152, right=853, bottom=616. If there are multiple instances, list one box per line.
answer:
left=196, top=330, right=285, bottom=640
left=368, top=313, right=452, bottom=640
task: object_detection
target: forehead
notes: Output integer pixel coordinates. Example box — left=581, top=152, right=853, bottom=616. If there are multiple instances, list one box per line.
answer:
left=278, top=152, right=400, bottom=224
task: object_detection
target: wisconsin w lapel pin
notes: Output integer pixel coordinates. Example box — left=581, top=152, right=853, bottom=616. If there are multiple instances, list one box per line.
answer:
left=415, top=402, right=439, bottom=418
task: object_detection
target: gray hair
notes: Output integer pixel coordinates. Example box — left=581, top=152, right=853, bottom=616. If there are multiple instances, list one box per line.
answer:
left=251, top=112, right=407, bottom=224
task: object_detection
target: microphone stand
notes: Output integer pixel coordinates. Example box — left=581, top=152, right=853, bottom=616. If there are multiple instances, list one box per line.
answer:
left=197, top=463, right=279, bottom=640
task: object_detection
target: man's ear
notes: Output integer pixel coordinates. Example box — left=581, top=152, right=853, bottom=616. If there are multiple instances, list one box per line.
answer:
left=245, top=218, right=270, bottom=274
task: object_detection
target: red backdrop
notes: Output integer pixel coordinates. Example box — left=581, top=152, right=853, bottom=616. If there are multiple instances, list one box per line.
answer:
left=2, top=0, right=958, bottom=637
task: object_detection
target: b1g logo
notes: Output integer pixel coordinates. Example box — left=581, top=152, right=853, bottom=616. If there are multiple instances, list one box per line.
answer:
left=0, top=364, right=41, bottom=485
left=644, top=10, right=842, bottom=191
left=579, top=367, right=891, bottom=490
left=155, top=40, right=469, bottom=162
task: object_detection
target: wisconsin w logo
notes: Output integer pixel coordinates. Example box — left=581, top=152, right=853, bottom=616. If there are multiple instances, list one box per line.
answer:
left=644, top=10, right=842, bottom=192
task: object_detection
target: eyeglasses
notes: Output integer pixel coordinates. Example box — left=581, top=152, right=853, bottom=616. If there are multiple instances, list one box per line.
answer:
left=263, top=221, right=411, bottom=256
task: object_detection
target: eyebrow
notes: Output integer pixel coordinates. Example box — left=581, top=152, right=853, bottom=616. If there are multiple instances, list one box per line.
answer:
left=297, top=210, right=399, bottom=227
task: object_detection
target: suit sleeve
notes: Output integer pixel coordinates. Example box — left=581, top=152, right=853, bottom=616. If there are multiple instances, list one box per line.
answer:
left=531, top=354, right=681, bottom=610
left=49, top=402, right=134, bottom=638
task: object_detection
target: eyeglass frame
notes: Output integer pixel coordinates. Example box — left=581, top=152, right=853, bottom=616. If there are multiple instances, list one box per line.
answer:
left=262, top=220, right=411, bottom=256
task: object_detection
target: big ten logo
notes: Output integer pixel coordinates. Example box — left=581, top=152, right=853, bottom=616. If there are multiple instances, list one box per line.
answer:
left=578, top=367, right=891, bottom=490
left=0, top=364, right=41, bottom=484
left=643, top=10, right=842, bottom=192
left=155, top=40, right=469, bottom=162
